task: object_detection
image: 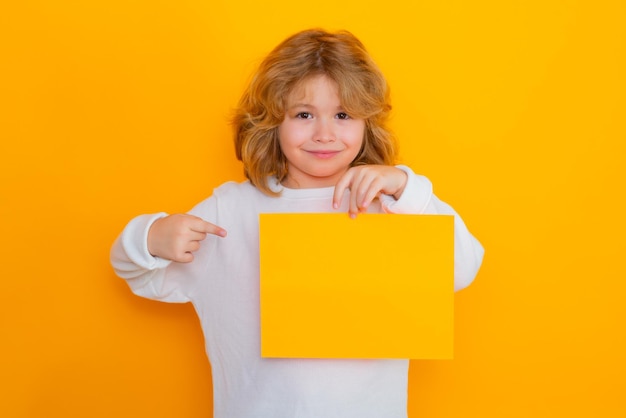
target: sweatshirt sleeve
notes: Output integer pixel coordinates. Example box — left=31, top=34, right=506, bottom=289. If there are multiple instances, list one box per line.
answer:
left=380, top=165, right=485, bottom=291
left=110, top=212, right=183, bottom=301
left=110, top=197, right=218, bottom=303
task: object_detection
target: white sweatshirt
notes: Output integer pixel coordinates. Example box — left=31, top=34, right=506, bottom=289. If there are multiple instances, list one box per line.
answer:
left=110, top=166, right=484, bottom=418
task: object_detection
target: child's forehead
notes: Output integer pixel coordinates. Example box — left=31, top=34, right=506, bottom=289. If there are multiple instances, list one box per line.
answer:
left=287, top=75, right=339, bottom=101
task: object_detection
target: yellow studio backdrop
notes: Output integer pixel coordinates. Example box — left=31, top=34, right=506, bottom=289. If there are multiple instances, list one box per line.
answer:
left=1, top=0, right=624, bottom=417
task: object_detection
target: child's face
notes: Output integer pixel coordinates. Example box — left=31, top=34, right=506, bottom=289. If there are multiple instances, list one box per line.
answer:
left=278, top=75, right=365, bottom=189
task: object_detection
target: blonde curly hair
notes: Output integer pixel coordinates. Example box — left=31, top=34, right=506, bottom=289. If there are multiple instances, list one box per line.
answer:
left=232, top=29, right=397, bottom=196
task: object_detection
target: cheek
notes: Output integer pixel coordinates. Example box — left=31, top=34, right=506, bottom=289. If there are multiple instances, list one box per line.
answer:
left=278, top=121, right=301, bottom=144
left=277, top=123, right=290, bottom=148
left=347, top=123, right=366, bottom=147
left=277, top=124, right=303, bottom=160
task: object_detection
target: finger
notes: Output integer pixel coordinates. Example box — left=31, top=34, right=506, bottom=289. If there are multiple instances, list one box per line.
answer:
left=333, top=169, right=354, bottom=209
left=190, top=219, right=227, bottom=237
left=353, top=173, right=375, bottom=209
left=349, top=180, right=361, bottom=217
left=364, top=191, right=382, bottom=210
left=204, top=222, right=228, bottom=237
left=176, top=252, right=194, bottom=263
left=348, top=170, right=372, bottom=216
left=360, top=177, right=383, bottom=210
left=188, top=230, right=209, bottom=242
left=186, top=240, right=201, bottom=253
left=350, top=171, right=377, bottom=213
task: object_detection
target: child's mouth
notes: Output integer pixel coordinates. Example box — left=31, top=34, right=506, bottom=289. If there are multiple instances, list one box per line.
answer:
left=306, top=150, right=340, bottom=159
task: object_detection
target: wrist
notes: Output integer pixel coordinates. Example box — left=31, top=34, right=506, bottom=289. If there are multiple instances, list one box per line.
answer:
left=146, top=213, right=169, bottom=258
left=392, top=170, right=408, bottom=200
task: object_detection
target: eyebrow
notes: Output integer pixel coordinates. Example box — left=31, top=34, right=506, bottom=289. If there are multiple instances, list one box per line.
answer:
left=287, top=103, right=314, bottom=109
left=286, top=103, right=344, bottom=111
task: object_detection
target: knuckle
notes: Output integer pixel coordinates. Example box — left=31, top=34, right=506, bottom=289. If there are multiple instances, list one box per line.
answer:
left=177, top=252, right=192, bottom=263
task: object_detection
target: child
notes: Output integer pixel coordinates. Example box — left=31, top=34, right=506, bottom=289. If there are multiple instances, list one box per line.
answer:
left=111, top=29, right=484, bottom=418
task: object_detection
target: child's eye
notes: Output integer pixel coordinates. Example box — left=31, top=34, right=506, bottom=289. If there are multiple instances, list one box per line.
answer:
left=336, top=112, right=350, bottom=120
left=296, top=112, right=312, bottom=119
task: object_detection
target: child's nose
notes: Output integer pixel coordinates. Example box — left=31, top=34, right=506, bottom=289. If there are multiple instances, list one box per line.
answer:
left=313, top=120, right=335, bottom=143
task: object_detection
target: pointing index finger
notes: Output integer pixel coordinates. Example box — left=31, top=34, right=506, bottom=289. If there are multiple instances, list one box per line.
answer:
left=190, top=218, right=227, bottom=237
left=204, top=221, right=227, bottom=237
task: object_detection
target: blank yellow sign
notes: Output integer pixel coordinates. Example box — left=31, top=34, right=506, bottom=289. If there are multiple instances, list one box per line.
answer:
left=259, top=213, right=454, bottom=359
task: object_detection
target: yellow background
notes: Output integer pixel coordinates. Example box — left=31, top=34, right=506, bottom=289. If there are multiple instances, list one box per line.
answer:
left=1, top=0, right=624, bottom=417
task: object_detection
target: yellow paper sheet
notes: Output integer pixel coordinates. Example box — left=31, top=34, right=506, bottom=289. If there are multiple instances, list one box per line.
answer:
left=259, top=213, right=454, bottom=359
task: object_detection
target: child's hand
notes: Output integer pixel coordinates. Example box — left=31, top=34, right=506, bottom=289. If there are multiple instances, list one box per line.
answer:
left=147, top=214, right=227, bottom=263
left=333, top=165, right=408, bottom=217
